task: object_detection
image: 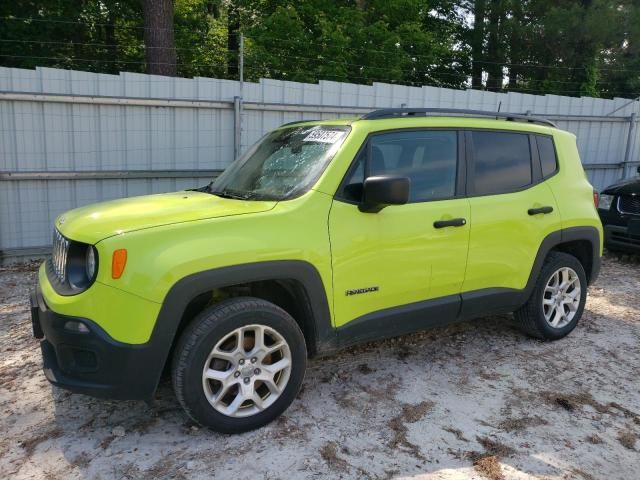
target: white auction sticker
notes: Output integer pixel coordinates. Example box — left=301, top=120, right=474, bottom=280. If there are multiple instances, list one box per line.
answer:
left=303, top=129, right=345, bottom=143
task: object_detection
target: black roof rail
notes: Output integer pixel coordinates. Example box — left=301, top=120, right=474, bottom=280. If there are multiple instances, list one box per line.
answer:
left=360, top=108, right=557, bottom=128
left=279, top=119, right=321, bottom=127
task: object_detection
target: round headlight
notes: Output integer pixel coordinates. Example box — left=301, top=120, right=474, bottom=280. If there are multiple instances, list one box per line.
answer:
left=86, top=246, right=97, bottom=279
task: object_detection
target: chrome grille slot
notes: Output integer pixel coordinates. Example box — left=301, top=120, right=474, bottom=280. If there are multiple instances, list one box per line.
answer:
left=52, top=229, right=70, bottom=282
left=618, top=195, right=640, bottom=215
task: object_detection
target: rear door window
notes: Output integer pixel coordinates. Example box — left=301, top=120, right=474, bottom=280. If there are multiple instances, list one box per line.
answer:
left=470, top=131, right=532, bottom=195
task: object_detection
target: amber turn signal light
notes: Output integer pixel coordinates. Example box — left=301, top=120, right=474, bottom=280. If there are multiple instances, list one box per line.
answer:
left=111, top=249, right=128, bottom=279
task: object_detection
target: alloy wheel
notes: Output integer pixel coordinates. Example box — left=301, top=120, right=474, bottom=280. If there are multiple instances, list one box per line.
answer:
left=201, top=324, right=292, bottom=418
left=542, top=267, right=581, bottom=329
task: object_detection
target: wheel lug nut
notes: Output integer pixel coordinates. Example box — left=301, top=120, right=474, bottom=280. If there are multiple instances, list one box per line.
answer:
left=251, top=357, right=257, bottom=363
left=239, top=359, right=245, bottom=365
left=254, top=368, right=261, bottom=375
left=243, top=377, right=250, bottom=384
left=234, top=371, right=240, bottom=378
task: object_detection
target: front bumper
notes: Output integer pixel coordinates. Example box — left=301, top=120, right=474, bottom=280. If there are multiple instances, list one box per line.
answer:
left=31, top=286, right=161, bottom=400
left=604, top=224, right=640, bottom=253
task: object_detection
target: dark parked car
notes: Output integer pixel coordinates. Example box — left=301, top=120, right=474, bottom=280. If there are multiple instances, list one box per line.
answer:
left=598, top=166, right=640, bottom=253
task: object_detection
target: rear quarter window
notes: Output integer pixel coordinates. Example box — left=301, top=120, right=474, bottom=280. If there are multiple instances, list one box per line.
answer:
left=536, top=135, right=559, bottom=178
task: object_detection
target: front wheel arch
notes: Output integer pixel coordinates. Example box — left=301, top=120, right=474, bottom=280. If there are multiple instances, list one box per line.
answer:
left=145, top=261, right=335, bottom=400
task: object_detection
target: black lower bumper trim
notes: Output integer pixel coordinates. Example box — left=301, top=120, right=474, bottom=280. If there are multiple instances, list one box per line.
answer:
left=604, top=224, right=640, bottom=253
left=31, top=287, right=159, bottom=400
left=30, top=290, right=44, bottom=339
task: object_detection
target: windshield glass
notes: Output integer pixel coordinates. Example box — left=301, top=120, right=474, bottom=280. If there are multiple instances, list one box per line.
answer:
left=210, top=125, right=350, bottom=200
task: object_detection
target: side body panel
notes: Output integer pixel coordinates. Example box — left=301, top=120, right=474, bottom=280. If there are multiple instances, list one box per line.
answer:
left=46, top=190, right=335, bottom=344
left=545, top=130, right=604, bottom=254
left=41, top=118, right=602, bottom=352
left=329, top=198, right=470, bottom=328
left=462, top=182, right=562, bottom=292
left=34, top=117, right=606, bottom=401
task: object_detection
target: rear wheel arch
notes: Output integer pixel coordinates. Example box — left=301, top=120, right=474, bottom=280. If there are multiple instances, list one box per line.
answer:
left=551, top=239, right=594, bottom=283
left=516, top=251, right=588, bottom=339
left=524, top=226, right=601, bottom=299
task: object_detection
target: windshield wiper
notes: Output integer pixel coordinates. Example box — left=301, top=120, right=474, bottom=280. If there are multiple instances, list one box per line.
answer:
left=188, top=183, right=213, bottom=193
left=210, top=188, right=256, bottom=200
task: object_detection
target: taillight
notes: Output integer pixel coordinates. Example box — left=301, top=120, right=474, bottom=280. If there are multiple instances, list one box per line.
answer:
left=593, top=190, right=599, bottom=208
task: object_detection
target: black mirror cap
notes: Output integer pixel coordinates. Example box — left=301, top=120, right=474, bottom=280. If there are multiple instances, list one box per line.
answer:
left=359, top=175, right=410, bottom=213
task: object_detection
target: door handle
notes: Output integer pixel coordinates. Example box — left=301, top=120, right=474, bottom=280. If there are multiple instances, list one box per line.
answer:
left=528, top=206, right=554, bottom=216
left=433, top=218, right=467, bottom=228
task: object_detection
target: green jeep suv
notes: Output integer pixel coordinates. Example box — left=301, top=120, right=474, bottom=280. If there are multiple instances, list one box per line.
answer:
left=31, top=108, right=602, bottom=433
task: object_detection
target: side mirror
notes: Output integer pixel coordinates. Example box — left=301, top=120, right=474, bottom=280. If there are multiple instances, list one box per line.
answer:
left=359, top=175, right=410, bottom=213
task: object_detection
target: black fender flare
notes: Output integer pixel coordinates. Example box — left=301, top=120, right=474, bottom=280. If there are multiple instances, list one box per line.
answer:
left=443, top=226, right=601, bottom=326
left=143, top=260, right=335, bottom=398
left=522, top=226, right=601, bottom=300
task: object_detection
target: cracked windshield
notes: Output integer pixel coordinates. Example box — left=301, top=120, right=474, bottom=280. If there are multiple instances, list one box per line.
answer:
left=210, top=125, right=350, bottom=200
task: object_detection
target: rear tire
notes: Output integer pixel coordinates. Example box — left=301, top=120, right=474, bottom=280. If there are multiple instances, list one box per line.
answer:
left=515, top=252, right=587, bottom=340
left=171, top=297, right=307, bottom=433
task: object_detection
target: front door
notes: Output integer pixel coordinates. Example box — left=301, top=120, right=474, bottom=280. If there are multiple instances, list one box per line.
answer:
left=329, top=129, right=470, bottom=331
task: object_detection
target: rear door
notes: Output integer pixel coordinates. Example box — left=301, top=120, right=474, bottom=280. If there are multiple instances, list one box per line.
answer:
left=462, top=130, right=563, bottom=296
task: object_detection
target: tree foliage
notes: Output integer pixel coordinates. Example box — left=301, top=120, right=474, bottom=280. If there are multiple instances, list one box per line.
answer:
left=1, top=0, right=639, bottom=98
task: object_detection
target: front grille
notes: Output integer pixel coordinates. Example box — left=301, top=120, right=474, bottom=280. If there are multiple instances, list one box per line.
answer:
left=618, top=195, right=640, bottom=215
left=52, top=229, right=70, bottom=282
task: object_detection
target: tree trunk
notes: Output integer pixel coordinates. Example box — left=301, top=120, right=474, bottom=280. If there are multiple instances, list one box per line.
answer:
left=207, top=1, right=220, bottom=18
left=104, top=10, right=118, bottom=74
left=506, top=0, right=523, bottom=92
left=485, top=0, right=504, bottom=92
left=141, top=0, right=177, bottom=76
left=227, top=2, right=240, bottom=78
left=471, top=0, right=486, bottom=89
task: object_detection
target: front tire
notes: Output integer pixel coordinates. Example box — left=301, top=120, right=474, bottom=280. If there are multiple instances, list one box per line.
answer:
left=515, top=252, right=587, bottom=340
left=171, top=297, right=307, bottom=433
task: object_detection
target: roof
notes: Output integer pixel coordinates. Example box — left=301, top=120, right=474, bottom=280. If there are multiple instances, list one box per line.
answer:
left=361, top=108, right=557, bottom=128
left=278, top=108, right=559, bottom=133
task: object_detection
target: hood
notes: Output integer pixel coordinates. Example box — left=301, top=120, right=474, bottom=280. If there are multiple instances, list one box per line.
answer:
left=601, top=177, right=640, bottom=196
left=55, top=191, right=277, bottom=244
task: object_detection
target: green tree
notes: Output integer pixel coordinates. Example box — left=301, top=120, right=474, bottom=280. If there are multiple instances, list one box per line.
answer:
left=524, top=0, right=620, bottom=97
left=2, top=0, right=639, bottom=98
left=245, top=0, right=468, bottom=88
left=598, top=0, right=640, bottom=98
left=174, top=0, right=227, bottom=78
left=465, top=0, right=633, bottom=97
left=0, top=0, right=145, bottom=74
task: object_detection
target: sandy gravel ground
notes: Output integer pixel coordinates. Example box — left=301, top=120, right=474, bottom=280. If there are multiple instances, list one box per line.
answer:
left=1, top=255, right=639, bottom=480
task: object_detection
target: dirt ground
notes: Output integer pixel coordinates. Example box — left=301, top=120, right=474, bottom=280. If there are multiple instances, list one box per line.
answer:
left=1, top=255, right=639, bottom=480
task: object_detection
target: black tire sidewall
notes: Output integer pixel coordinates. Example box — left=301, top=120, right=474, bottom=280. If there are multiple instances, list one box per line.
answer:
left=531, top=253, right=588, bottom=340
left=173, top=299, right=307, bottom=433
